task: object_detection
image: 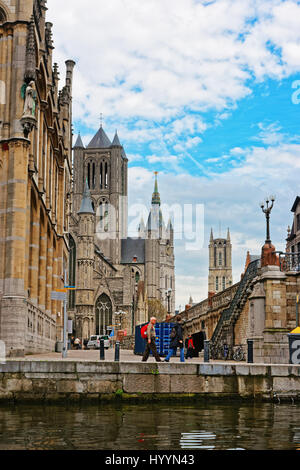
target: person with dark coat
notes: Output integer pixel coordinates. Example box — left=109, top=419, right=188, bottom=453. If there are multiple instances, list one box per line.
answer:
left=164, top=316, right=185, bottom=362
left=186, top=335, right=195, bottom=359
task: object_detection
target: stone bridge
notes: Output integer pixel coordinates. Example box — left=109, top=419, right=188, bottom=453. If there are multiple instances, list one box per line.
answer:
left=179, top=255, right=300, bottom=365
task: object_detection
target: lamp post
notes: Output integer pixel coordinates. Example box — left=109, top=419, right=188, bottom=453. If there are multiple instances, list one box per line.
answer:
left=165, top=288, right=172, bottom=315
left=260, top=195, right=275, bottom=244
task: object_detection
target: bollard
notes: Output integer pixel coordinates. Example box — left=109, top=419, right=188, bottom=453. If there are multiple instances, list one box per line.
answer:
left=247, top=339, right=254, bottom=363
left=204, top=340, right=210, bottom=363
left=115, top=341, right=120, bottom=362
left=100, top=338, right=105, bottom=360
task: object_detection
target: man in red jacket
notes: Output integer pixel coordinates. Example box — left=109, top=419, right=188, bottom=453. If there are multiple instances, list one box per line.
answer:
left=142, top=317, right=161, bottom=362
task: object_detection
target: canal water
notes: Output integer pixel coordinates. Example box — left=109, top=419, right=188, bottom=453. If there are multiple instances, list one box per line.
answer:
left=0, top=401, right=299, bottom=450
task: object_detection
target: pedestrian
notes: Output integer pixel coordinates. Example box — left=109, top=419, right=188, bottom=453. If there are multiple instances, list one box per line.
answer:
left=164, top=315, right=185, bottom=362
left=142, top=317, right=161, bottom=362
left=83, top=338, right=89, bottom=350
left=71, top=336, right=75, bottom=349
left=186, top=335, right=195, bottom=359
left=74, top=337, right=81, bottom=350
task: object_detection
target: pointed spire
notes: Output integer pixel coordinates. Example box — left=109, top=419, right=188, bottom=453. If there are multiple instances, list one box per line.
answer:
left=74, top=133, right=85, bottom=149
left=151, top=172, right=161, bottom=206
left=25, top=16, right=36, bottom=82
left=210, top=228, right=214, bottom=242
left=112, top=130, right=122, bottom=147
left=227, top=227, right=231, bottom=241
left=78, top=179, right=95, bottom=215
left=87, top=125, right=112, bottom=149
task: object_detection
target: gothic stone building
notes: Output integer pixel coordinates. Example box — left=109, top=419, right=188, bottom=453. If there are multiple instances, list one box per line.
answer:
left=69, top=127, right=175, bottom=340
left=0, top=0, right=74, bottom=355
left=286, top=196, right=300, bottom=265
left=208, top=228, right=233, bottom=296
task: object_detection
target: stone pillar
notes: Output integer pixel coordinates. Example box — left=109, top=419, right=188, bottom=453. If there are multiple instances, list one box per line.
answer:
left=248, top=281, right=265, bottom=363
left=0, top=139, right=30, bottom=357
left=259, top=265, right=289, bottom=363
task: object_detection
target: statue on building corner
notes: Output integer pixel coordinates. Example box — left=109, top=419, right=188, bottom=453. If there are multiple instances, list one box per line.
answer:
left=20, top=81, right=37, bottom=138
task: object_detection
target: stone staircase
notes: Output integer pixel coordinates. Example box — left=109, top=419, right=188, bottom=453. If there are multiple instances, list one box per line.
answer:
left=210, top=259, right=260, bottom=358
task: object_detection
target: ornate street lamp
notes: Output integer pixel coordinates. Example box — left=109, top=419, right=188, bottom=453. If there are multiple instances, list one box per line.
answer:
left=260, top=195, right=275, bottom=244
left=165, top=288, right=172, bottom=314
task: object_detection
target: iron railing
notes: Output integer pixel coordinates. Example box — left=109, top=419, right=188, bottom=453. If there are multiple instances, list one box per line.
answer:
left=211, top=258, right=260, bottom=347
left=277, top=252, right=300, bottom=273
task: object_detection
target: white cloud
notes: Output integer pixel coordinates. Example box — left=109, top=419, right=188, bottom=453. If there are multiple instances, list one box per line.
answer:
left=48, top=0, right=300, bottom=127
left=128, top=140, right=298, bottom=307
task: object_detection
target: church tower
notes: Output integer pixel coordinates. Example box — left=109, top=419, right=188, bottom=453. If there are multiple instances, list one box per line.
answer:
left=72, top=125, right=128, bottom=265
left=208, top=228, right=233, bottom=295
left=75, top=181, right=95, bottom=339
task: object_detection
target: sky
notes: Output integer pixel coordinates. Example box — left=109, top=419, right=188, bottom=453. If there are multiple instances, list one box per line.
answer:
left=47, top=0, right=300, bottom=310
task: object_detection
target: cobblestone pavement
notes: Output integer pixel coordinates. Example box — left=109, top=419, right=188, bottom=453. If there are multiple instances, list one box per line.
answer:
left=19, top=348, right=209, bottom=362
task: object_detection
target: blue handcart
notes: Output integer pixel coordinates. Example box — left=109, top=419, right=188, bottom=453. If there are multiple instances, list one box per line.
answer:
left=134, top=322, right=174, bottom=356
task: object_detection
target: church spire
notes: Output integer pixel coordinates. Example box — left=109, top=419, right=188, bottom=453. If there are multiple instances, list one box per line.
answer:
left=78, top=179, right=95, bottom=215
left=74, top=133, right=85, bottom=149
left=151, top=171, right=161, bottom=206
left=112, top=130, right=121, bottom=147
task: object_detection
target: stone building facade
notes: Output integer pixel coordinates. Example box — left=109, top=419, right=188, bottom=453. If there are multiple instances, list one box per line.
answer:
left=286, top=196, right=300, bottom=265
left=0, top=0, right=74, bottom=355
left=208, top=228, right=233, bottom=296
left=69, top=130, right=175, bottom=340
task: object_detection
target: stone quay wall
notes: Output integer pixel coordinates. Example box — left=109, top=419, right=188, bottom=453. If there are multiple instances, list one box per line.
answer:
left=0, top=361, right=300, bottom=403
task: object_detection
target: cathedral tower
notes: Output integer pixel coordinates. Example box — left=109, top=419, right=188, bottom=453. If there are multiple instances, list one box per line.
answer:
left=208, top=228, right=233, bottom=295
left=72, top=126, right=128, bottom=265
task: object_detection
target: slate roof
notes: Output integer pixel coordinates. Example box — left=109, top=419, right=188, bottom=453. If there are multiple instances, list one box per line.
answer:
left=121, top=238, right=145, bottom=264
left=74, top=134, right=85, bottom=148
left=112, top=131, right=121, bottom=147
left=87, top=126, right=112, bottom=149
left=78, top=180, right=95, bottom=215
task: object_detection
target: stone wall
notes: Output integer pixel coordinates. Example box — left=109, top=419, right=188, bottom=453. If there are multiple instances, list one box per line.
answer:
left=0, top=361, right=300, bottom=402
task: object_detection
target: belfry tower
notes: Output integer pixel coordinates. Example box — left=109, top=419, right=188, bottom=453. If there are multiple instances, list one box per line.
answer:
left=208, top=228, right=233, bottom=295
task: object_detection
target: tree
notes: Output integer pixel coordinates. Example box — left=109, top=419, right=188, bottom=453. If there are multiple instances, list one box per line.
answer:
left=147, top=299, right=168, bottom=323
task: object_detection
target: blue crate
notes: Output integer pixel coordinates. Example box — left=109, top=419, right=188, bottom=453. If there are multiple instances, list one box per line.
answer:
left=134, top=322, right=174, bottom=356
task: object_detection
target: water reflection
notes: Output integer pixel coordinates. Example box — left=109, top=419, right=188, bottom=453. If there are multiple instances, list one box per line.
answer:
left=0, top=402, right=299, bottom=450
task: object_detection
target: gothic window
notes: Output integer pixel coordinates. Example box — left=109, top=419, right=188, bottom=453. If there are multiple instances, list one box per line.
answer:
left=216, top=276, right=219, bottom=291
left=219, top=252, right=222, bottom=266
left=95, top=294, right=112, bottom=335
left=87, top=161, right=96, bottom=189
left=100, top=159, right=109, bottom=190
left=87, top=163, right=91, bottom=188
left=97, top=198, right=109, bottom=234
left=222, top=276, right=226, bottom=290
left=68, top=235, right=76, bottom=309
left=0, top=8, right=7, bottom=24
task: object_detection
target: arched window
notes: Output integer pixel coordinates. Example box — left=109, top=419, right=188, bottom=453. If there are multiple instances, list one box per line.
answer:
left=68, top=235, right=76, bottom=309
left=219, top=252, right=222, bottom=266
left=87, top=163, right=91, bottom=189
left=95, top=294, right=112, bottom=335
left=222, top=276, right=226, bottom=290
left=216, top=276, right=219, bottom=291
left=100, top=159, right=109, bottom=190
left=97, top=198, right=109, bottom=234
left=0, top=8, right=7, bottom=24
left=87, top=161, right=96, bottom=189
